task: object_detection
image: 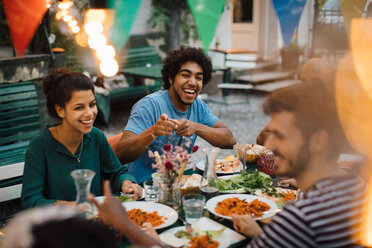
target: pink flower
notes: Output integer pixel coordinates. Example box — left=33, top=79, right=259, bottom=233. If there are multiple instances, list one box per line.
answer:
left=148, top=150, right=154, bottom=158
left=163, top=144, right=172, bottom=152
left=165, top=161, right=173, bottom=170
left=191, top=145, right=199, bottom=153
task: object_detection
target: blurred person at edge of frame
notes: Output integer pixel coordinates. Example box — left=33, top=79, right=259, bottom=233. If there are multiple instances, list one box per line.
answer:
left=256, top=58, right=361, bottom=186
left=21, top=68, right=142, bottom=209
left=1, top=207, right=118, bottom=248
left=233, top=80, right=367, bottom=247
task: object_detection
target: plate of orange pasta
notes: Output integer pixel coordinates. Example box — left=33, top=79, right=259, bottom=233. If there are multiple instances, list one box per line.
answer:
left=206, top=194, right=278, bottom=220
left=123, top=201, right=178, bottom=229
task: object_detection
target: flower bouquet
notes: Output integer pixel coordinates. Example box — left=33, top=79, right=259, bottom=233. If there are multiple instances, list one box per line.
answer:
left=148, top=140, right=199, bottom=208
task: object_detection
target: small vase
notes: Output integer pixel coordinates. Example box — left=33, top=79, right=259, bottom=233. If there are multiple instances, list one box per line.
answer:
left=70, top=169, right=95, bottom=219
left=159, top=179, right=181, bottom=211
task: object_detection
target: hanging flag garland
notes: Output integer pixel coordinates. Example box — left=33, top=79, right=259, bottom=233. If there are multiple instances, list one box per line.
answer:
left=3, top=0, right=49, bottom=57
left=108, top=0, right=142, bottom=52
left=186, top=0, right=226, bottom=52
left=272, top=0, right=307, bottom=49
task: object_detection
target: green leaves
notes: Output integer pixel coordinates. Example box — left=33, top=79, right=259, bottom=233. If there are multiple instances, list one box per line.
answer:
left=217, top=170, right=274, bottom=195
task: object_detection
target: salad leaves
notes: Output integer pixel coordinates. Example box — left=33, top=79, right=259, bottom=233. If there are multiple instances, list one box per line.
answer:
left=117, top=195, right=134, bottom=202
left=217, top=170, right=283, bottom=197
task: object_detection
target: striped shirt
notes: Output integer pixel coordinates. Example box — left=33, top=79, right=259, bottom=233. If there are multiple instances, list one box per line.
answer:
left=249, top=173, right=366, bottom=248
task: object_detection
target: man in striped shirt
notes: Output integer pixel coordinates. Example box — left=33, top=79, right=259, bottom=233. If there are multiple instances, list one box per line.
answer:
left=233, top=79, right=366, bottom=247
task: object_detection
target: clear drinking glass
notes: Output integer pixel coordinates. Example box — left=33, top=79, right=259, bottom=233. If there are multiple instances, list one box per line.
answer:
left=70, top=169, right=95, bottom=219
left=233, top=144, right=247, bottom=173
left=143, top=180, right=159, bottom=202
left=182, top=194, right=206, bottom=225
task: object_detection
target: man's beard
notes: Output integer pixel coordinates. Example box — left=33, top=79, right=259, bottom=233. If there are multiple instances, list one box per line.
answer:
left=172, top=87, right=193, bottom=106
left=275, top=142, right=311, bottom=178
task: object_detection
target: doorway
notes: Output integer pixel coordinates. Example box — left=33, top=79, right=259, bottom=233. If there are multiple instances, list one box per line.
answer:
left=231, top=0, right=260, bottom=51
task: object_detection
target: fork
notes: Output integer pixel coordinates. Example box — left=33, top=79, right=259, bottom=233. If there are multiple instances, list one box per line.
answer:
left=178, top=216, right=193, bottom=233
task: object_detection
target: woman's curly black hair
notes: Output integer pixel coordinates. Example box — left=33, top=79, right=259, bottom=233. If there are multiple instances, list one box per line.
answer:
left=161, top=46, right=213, bottom=90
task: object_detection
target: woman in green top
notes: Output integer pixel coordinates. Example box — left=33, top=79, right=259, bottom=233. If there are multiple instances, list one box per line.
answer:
left=21, top=68, right=142, bottom=208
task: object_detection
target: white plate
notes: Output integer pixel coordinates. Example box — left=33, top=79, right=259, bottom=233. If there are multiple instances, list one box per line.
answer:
left=92, top=194, right=140, bottom=216
left=160, top=217, right=246, bottom=248
left=196, top=160, right=242, bottom=174
left=217, top=175, right=248, bottom=194
left=122, top=201, right=178, bottom=229
left=206, top=194, right=278, bottom=220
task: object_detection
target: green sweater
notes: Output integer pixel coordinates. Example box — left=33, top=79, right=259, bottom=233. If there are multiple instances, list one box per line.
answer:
left=21, top=126, right=136, bottom=208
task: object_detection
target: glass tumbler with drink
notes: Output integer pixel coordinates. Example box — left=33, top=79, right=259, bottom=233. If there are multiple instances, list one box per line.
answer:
left=143, top=180, right=159, bottom=202
left=233, top=144, right=247, bottom=173
left=182, top=194, right=206, bottom=225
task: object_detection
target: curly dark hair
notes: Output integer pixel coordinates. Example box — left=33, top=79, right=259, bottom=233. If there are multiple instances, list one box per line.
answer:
left=161, top=46, right=213, bottom=89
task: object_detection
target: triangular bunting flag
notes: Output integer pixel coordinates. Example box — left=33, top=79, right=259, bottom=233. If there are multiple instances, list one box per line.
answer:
left=108, top=0, right=142, bottom=52
left=186, top=0, right=226, bottom=52
left=272, top=0, right=307, bottom=49
left=339, top=0, right=367, bottom=39
left=3, top=0, right=48, bottom=57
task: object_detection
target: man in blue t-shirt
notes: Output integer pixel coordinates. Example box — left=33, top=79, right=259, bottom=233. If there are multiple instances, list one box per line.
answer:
left=115, top=46, right=236, bottom=183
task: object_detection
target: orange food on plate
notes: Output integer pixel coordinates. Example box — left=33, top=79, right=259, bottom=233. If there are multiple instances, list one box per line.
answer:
left=215, top=197, right=270, bottom=218
left=188, top=235, right=219, bottom=248
left=283, top=192, right=296, bottom=202
left=127, top=208, right=165, bottom=227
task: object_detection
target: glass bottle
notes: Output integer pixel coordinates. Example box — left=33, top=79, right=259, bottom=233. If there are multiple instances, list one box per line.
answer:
left=200, top=148, right=219, bottom=200
left=70, top=169, right=95, bottom=219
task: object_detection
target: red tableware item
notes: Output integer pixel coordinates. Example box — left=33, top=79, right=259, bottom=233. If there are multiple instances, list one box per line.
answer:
left=257, top=154, right=276, bottom=177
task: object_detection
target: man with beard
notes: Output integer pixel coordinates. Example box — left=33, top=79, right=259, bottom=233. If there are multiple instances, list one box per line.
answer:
left=232, top=80, right=366, bottom=247
left=115, top=46, right=236, bottom=183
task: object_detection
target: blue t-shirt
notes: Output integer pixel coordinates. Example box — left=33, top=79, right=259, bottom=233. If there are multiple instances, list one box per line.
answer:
left=125, top=90, right=219, bottom=183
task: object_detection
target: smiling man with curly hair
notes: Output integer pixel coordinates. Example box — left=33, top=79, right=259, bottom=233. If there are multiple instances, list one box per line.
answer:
left=115, top=46, right=236, bottom=183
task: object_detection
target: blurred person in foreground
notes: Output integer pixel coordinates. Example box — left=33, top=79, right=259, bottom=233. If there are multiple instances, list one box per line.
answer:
left=1, top=207, right=118, bottom=248
left=115, top=46, right=236, bottom=183
left=21, top=69, right=142, bottom=208
left=91, top=80, right=366, bottom=248
left=233, top=80, right=367, bottom=247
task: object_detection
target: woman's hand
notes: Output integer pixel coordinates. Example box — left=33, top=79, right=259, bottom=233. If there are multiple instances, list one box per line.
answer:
left=121, top=180, right=143, bottom=199
left=232, top=214, right=262, bottom=238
